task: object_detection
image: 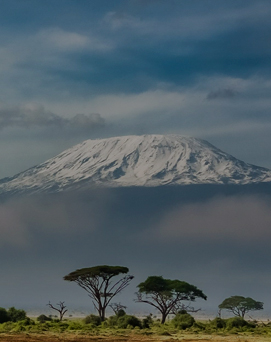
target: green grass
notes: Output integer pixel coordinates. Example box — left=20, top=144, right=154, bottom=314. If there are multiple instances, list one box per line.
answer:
left=1, top=314, right=271, bottom=337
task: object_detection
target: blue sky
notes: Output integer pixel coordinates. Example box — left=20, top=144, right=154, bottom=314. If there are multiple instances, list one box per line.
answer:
left=0, top=0, right=271, bottom=177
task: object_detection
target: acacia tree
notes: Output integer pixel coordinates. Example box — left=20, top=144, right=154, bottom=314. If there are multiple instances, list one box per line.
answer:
left=218, top=296, right=263, bottom=318
left=63, top=265, right=134, bottom=321
left=135, top=276, right=207, bottom=324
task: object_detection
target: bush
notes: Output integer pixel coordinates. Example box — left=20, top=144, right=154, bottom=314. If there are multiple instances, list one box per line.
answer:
left=192, top=321, right=206, bottom=331
left=116, top=309, right=126, bottom=317
left=210, top=317, right=227, bottom=329
left=7, top=307, right=27, bottom=322
left=84, top=314, right=101, bottom=326
left=0, top=308, right=9, bottom=324
left=37, top=314, right=52, bottom=323
left=178, top=309, right=188, bottom=315
left=226, top=317, right=249, bottom=329
left=142, top=314, right=153, bottom=329
left=11, top=324, right=26, bottom=332
left=67, top=321, right=84, bottom=330
left=117, top=315, right=142, bottom=329
left=18, top=317, right=35, bottom=326
left=106, top=315, right=118, bottom=327
left=172, top=313, right=195, bottom=330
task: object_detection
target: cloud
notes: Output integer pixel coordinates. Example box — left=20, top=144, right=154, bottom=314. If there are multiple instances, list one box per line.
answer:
left=64, top=75, right=271, bottom=136
left=0, top=2, right=270, bottom=103
left=104, top=12, right=139, bottom=30
left=1, top=187, right=271, bottom=312
left=0, top=103, right=105, bottom=131
left=0, top=190, right=113, bottom=249
left=0, top=2, right=271, bottom=176
left=0, top=203, right=30, bottom=247
left=151, top=195, right=271, bottom=243
left=69, top=113, right=105, bottom=129
left=0, top=27, right=114, bottom=103
left=39, top=28, right=90, bottom=52
left=206, top=88, right=238, bottom=100
left=99, top=4, right=269, bottom=42
left=37, top=27, right=112, bottom=52
left=1, top=73, right=271, bottom=176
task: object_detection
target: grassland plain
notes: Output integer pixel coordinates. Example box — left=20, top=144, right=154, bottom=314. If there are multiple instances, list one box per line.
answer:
left=0, top=332, right=271, bottom=342
left=1, top=311, right=271, bottom=342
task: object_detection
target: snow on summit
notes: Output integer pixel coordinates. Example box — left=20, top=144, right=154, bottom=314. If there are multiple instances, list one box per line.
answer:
left=0, top=134, right=271, bottom=195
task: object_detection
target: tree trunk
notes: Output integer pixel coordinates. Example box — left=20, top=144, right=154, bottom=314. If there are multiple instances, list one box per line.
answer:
left=101, top=307, right=106, bottom=321
left=161, top=312, right=167, bottom=324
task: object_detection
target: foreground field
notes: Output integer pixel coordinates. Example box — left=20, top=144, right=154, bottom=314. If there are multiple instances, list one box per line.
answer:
left=0, top=332, right=271, bottom=342
left=1, top=311, right=271, bottom=341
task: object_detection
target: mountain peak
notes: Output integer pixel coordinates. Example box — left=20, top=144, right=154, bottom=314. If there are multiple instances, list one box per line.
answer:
left=1, top=134, right=271, bottom=195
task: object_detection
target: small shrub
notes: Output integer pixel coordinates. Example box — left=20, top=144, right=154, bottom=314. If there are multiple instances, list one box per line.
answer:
left=18, top=317, right=35, bottom=326
left=0, top=308, right=9, bottom=324
left=172, top=313, right=195, bottom=330
left=192, top=321, right=206, bottom=331
left=229, top=327, right=239, bottom=334
left=37, top=314, right=52, bottom=323
left=142, top=314, right=153, bottom=329
left=0, top=321, right=14, bottom=332
left=226, top=317, right=249, bottom=329
left=117, top=315, right=142, bottom=329
left=106, top=315, right=118, bottom=327
left=178, top=309, right=188, bottom=314
left=84, top=314, right=101, bottom=326
left=11, top=324, right=26, bottom=332
left=116, top=309, right=126, bottom=317
left=210, top=317, right=227, bottom=329
left=67, top=321, right=84, bottom=330
left=100, top=321, right=108, bottom=329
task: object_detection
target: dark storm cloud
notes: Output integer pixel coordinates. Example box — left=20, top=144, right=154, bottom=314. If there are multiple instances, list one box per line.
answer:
left=0, top=104, right=105, bottom=131
left=96, top=1, right=271, bottom=91
left=1, top=0, right=271, bottom=99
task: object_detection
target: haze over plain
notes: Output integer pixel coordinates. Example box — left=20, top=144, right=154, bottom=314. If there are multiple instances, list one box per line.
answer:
left=1, top=0, right=271, bottom=318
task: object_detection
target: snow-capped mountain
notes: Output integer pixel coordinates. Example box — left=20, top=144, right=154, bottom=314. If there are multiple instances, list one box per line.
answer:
left=0, top=134, right=271, bottom=195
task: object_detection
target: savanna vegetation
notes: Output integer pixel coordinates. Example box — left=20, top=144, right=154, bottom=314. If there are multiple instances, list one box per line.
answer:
left=0, top=265, right=270, bottom=341
left=63, top=265, right=134, bottom=321
left=1, top=308, right=271, bottom=340
left=135, top=275, right=207, bottom=323
left=218, top=296, right=264, bottom=318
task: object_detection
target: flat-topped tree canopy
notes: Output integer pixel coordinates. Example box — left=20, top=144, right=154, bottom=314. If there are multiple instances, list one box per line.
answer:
left=218, top=296, right=263, bottom=318
left=63, top=265, right=129, bottom=281
left=138, top=276, right=207, bottom=300
left=136, top=276, right=207, bottom=324
left=63, top=265, right=133, bottom=321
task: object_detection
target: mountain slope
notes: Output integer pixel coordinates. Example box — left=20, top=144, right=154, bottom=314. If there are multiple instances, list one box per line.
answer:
left=1, top=134, right=271, bottom=195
